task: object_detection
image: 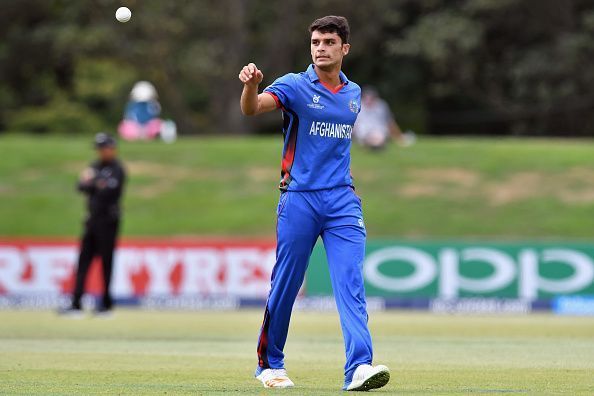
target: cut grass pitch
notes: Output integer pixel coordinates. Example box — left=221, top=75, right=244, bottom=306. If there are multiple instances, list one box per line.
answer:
left=1, top=134, right=594, bottom=239
left=0, top=310, right=593, bottom=394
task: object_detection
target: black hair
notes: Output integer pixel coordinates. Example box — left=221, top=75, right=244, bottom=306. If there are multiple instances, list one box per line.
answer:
left=309, top=15, right=350, bottom=44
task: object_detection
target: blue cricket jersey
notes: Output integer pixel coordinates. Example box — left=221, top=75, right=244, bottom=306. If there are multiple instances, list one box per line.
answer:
left=264, top=64, right=361, bottom=191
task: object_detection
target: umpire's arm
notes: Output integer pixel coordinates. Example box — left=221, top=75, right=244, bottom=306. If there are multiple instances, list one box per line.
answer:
left=77, top=167, right=96, bottom=194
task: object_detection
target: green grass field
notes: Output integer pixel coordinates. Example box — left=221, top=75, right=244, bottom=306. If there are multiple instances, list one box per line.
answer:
left=0, top=310, right=593, bottom=395
left=2, top=134, right=594, bottom=239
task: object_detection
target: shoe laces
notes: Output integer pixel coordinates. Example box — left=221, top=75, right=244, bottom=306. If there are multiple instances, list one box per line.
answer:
left=271, top=368, right=288, bottom=378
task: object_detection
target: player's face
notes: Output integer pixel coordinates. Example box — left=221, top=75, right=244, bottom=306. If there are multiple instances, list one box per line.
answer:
left=310, top=30, right=350, bottom=70
left=98, top=147, right=116, bottom=162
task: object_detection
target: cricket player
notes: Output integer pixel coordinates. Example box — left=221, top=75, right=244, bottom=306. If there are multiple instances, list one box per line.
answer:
left=238, top=16, right=390, bottom=391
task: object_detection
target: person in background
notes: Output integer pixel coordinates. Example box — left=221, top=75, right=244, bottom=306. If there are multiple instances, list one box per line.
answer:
left=60, top=133, right=126, bottom=317
left=118, top=81, right=177, bottom=143
left=353, top=86, right=415, bottom=150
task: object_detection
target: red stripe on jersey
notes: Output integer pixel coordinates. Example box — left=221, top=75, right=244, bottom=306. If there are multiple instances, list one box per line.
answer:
left=279, top=108, right=299, bottom=190
left=320, top=80, right=345, bottom=94
left=281, top=135, right=296, bottom=186
left=257, top=307, right=271, bottom=368
left=264, top=91, right=283, bottom=109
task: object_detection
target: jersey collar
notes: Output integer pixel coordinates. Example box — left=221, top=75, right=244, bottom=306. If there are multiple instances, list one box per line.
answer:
left=306, top=64, right=349, bottom=86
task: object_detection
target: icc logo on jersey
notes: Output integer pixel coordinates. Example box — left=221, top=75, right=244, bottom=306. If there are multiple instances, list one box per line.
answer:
left=308, top=95, right=325, bottom=110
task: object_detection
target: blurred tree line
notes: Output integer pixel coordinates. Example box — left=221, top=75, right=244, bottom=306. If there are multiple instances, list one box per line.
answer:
left=1, top=0, right=593, bottom=136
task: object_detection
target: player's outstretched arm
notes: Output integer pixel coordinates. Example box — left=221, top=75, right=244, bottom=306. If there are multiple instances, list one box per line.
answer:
left=239, top=63, right=277, bottom=116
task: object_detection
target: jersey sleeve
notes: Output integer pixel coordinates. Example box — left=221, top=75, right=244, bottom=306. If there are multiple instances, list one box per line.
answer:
left=263, top=74, right=296, bottom=110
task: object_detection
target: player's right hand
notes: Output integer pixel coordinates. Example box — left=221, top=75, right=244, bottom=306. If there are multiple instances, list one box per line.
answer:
left=239, top=63, right=263, bottom=87
left=80, top=168, right=96, bottom=184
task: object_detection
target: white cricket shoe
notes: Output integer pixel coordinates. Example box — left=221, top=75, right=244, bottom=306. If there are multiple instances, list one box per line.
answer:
left=256, top=368, right=295, bottom=388
left=346, top=364, right=390, bottom=391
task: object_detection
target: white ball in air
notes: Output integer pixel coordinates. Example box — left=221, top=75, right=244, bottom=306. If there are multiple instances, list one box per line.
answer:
left=115, top=7, right=131, bottom=23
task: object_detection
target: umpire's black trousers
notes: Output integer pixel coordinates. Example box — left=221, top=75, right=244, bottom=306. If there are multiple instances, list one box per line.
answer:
left=72, top=218, right=119, bottom=310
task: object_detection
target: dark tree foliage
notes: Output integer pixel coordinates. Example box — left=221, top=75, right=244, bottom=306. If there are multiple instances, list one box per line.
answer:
left=1, top=0, right=593, bottom=135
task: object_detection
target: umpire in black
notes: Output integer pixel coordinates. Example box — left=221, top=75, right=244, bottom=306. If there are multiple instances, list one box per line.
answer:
left=65, top=133, right=126, bottom=315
